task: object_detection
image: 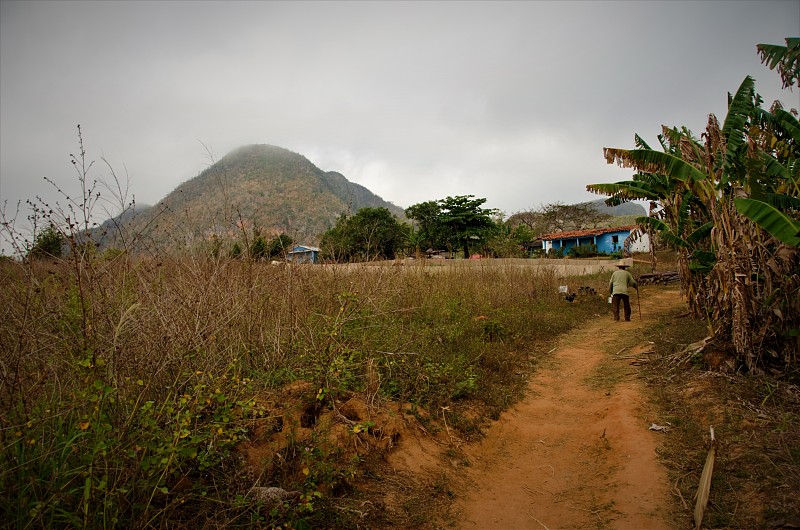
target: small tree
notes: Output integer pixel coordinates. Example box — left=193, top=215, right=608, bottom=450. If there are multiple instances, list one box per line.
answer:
left=249, top=235, right=268, bottom=260
left=268, top=234, right=293, bottom=260
left=405, top=200, right=443, bottom=251
left=27, top=225, right=64, bottom=260
left=320, top=207, right=404, bottom=262
left=486, top=223, right=535, bottom=257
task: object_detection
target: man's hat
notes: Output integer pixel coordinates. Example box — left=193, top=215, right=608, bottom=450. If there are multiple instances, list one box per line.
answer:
left=616, top=259, right=633, bottom=268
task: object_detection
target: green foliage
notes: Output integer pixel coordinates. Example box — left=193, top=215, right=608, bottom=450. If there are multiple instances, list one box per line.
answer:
left=406, top=195, right=498, bottom=258
left=405, top=200, right=444, bottom=251
left=1, top=354, right=264, bottom=528
left=319, top=207, right=404, bottom=262
left=568, top=244, right=600, bottom=258
left=250, top=235, right=268, bottom=260
left=437, top=195, right=498, bottom=258
left=268, top=233, right=293, bottom=258
left=27, top=225, right=64, bottom=260
left=734, top=197, right=800, bottom=247
left=484, top=223, right=532, bottom=257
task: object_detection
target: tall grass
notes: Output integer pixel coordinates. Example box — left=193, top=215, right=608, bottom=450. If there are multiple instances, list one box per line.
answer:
left=0, top=255, right=606, bottom=528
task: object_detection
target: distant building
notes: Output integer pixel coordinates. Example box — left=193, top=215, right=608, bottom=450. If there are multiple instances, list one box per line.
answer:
left=541, top=226, right=649, bottom=255
left=287, top=245, right=321, bottom=264
left=522, top=238, right=544, bottom=255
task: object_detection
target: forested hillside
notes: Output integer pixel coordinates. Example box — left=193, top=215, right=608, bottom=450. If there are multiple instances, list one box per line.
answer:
left=102, top=144, right=403, bottom=251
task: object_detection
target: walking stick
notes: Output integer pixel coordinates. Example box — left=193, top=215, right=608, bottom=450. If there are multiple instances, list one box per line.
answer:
left=636, top=286, right=642, bottom=319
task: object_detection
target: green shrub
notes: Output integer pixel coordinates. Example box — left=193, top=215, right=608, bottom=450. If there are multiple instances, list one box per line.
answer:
left=27, top=226, right=64, bottom=259
left=568, top=244, right=600, bottom=258
left=546, top=247, right=564, bottom=258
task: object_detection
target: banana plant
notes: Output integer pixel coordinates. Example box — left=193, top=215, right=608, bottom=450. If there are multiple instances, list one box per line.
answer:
left=587, top=64, right=799, bottom=371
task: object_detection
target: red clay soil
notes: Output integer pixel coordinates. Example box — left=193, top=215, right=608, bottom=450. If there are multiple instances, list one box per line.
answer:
left=392, top=288, right=685, bottom=529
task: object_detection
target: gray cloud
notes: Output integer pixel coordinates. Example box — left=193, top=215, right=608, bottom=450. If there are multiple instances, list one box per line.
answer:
left=1, top=0, right=798, bottom=247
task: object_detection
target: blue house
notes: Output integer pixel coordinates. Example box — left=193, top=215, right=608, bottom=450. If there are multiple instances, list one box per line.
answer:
left=287, top=245, right=321, bottom=264
left=541, top=226, right=649, bottom=255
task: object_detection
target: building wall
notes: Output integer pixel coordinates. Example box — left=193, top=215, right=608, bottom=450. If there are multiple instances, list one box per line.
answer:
left=543, top=230, right=650, bottom=255
left=288, top=246, right=319, bottom=264
left=627, top=232, right=650, bottom=253
left=288, top=251, right=318, bottom=264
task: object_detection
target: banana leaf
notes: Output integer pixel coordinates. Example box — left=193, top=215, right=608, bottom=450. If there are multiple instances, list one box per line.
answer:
left=694, top=426, right=717, bottom=530
left=603, top=148, right=707, bottom=184
left=734, top=197, right=800, bottom=247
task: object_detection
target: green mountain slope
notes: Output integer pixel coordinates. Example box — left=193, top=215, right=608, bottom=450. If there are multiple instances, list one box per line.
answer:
left=114, top=145, right=403, bottom=250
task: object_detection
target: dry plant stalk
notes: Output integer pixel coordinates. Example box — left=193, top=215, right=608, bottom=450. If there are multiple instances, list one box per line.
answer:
left=365, top=357, right=379, bottom=401
left=693, top=425, right=716, bottom=530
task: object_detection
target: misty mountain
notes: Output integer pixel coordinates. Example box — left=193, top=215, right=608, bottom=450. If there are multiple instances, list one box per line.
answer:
left=585, top=199, right=646, bottom=217
left=100, top=144, right=404, bottom=250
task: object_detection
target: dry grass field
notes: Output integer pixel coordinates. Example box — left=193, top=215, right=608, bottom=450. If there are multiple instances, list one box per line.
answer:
left=1, top=252, right=796, bottom=529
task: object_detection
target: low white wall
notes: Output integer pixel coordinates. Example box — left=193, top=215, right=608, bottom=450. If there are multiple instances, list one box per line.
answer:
left=343, top=257, right=627, bottom=277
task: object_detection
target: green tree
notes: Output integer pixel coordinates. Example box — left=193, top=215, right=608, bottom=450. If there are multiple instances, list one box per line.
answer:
left=405, top=200, right=443, bottom=251
left=485, top=222, right=534, bottom=257
left=437, top=195, right=498, bottom=258
left=320, top=207, right=404, bottom=262
left=406, top=196, right=498, bottom=258
left=27, top=225, right=64, bottom=260
left=249, top=235, right=268, bottom=260
left=267, top=234, right=293, bottom=259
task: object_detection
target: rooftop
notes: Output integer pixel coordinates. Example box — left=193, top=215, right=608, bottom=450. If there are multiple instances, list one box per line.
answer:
left=540, top=225, right=636, bottom=241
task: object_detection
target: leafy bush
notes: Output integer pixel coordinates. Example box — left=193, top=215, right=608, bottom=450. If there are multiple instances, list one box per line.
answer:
left=27, top=225, right=64, bottom=259
left=568, top=244, right=600, bottom=258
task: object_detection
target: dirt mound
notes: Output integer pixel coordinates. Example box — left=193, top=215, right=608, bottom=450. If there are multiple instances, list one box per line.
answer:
left=237, top=381, right=448, bottom=492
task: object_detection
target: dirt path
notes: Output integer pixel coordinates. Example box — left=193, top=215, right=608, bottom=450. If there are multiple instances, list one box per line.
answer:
left=446, top=288, right=683, bottom=529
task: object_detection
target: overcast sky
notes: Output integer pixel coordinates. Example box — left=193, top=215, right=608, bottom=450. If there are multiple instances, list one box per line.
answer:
left=1, top=0, right=798, bottom=241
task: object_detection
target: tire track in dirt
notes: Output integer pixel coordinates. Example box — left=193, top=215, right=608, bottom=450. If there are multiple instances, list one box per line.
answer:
left=450, top=288, right=683, bottom=529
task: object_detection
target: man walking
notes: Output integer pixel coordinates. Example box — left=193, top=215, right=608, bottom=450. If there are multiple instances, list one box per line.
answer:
left=609, top=260, right=637, bottom=321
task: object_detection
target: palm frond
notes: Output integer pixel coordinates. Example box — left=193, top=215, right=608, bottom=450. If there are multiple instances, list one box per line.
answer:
left=765, top=192, right=800, bottom=212
left=758, top=43, right=789, bottom=70
left=636, top=216, right=688, bottom=248
left=757, top=152, right=789, bottom=181
left=603, top=148, right=707, bottom=183
left=585, top=181, right=658, bottom=201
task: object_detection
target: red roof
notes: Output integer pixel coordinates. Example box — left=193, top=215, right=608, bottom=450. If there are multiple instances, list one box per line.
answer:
left=541, top=225, right=636, bottom=241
